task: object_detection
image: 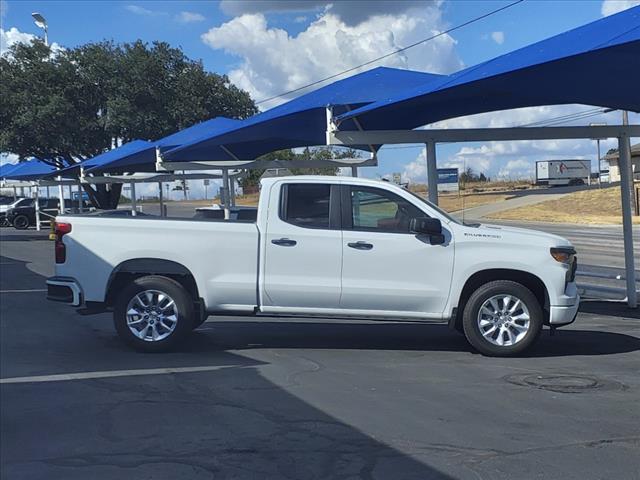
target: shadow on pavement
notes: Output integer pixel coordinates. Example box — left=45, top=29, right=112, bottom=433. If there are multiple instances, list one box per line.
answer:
left=1, top=253, right=454, bottom=480
left=579, top=300, right=640, bottom=319
left=0, top=232, right=50, bottom=242
left=195, top=320, right=640, bottom=358
left=2, top=350, right=454, bottom=480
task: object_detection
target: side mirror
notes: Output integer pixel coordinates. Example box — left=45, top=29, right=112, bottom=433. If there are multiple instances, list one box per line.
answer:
left=410, top=217, right=441, bottom=235
left=410, top=217, right=445, bottom=245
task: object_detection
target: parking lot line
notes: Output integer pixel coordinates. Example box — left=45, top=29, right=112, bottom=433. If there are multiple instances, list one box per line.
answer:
left=0, top=365, right=234, bottom=384
left=0, top=289, right=47, bottom=293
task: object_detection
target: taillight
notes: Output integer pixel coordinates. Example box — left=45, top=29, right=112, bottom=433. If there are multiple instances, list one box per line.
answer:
left=55, top=222, right=72, bottom=264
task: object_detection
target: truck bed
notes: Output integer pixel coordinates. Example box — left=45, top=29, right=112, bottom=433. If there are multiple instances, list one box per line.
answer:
left=56, top=215, right=260, bottom=311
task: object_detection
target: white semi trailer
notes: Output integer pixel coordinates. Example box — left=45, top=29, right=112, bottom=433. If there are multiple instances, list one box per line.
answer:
left=535, top=160, right=591, bottom=186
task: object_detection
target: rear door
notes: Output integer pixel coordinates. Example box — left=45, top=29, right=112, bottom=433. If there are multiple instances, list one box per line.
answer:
left=261, top=182, right=343, bottom=309
left=340, top=185, right=454, bottom=317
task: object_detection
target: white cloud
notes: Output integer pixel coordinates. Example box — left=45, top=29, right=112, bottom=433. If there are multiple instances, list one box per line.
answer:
left=202, top=5, right=461, bottom=107
left=601, top=0, right=640, bottom=16
left=176, top=11, right=206, bottom=23
left=0, top=153, right=19, bottom=167
left=496, top=159, right=534, bottom=180
left=491, top=31, right=504, bottom=45
left=0, top=26, right=62, bottom=56
left=125, top=4, right=166, bottom=16
left=0, top=27, right=35, bottom=54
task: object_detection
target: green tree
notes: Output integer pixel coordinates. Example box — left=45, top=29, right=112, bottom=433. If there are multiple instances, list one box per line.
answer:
left=238, top=147, right=361, bottom=189
left=0, top=40, right=256, bottom=208
left=459, top=167, right=479, bottom=184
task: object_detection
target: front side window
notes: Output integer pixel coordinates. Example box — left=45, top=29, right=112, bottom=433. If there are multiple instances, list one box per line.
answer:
left=281, top=184, right=331, bottom=229
left=350, top=187, right=423, bottom=233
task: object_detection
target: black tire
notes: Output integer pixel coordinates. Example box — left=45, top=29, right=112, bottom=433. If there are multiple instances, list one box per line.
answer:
left=462, top=280, right=543, bottom=356
left=12, top=214, right=30, bottom=230
left=113, top=275, right=195, bottom=352
left=0, top=217, right=9, bottom=227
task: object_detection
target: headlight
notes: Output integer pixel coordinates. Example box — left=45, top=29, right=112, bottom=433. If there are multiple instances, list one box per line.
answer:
left=550, top=246, right=576, bottom=264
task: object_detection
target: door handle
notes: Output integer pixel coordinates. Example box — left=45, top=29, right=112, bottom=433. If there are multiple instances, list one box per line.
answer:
left=347, top=241, right=373, bottom=250
left=271, top=238, right=297, bottom=247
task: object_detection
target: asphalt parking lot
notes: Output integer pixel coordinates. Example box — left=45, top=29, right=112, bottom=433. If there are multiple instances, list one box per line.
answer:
left=1, top=226, right=639, bottom=480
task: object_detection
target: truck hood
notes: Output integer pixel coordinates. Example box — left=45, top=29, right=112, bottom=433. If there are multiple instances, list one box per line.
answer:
left=460, top=222, right=572, bottom=248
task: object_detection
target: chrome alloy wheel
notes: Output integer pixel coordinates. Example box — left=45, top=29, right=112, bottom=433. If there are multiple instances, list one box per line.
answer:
left=477, top=294, right=530, bottom=347
left=126, top=290, right=179, bottom=342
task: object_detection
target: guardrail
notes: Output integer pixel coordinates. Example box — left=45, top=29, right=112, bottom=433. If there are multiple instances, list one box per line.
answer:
left=577, top=269, right=640, bottom=301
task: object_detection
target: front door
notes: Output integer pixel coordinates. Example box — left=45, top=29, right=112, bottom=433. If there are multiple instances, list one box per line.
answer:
left=340, top=185, right=454, bottom=317
left=262, top=182, right=343, bottom=310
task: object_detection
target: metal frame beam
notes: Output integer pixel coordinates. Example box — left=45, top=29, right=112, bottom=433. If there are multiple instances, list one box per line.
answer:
left=156, top=156, right=378, bottom=172
left=328, top=125, right=640, bottom=144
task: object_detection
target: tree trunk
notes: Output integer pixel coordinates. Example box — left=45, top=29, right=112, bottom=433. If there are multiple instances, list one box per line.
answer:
left=82, top=183, right=123, bottom=209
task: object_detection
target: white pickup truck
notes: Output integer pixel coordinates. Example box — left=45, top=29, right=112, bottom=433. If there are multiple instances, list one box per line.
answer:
left=47, top=176, right=579, bottom=356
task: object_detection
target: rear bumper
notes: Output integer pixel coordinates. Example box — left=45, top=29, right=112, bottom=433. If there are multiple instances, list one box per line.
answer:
left=46, top=276, right=83, bottom=306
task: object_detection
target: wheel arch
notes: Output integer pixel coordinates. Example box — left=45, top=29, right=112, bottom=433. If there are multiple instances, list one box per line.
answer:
left=450, top=268, right=550, bottom=331
left=105, top=258, right=200, bottom=308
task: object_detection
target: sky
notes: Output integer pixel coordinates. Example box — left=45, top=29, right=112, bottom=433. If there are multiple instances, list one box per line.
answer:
left=1, top=0, right=639, bottom=200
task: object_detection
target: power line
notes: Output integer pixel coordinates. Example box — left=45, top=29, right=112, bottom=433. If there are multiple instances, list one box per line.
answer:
left=255, top=0, right=526, bottom=106
left=517, top=107, right=607, bottom=127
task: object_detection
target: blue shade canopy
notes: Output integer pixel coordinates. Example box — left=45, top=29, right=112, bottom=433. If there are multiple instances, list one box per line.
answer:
left=63, top=117, right=243, bottom=175
left=69, top=140, right=154, bottom=175
left=2, top=158, right=57, bottom=180
left=162, top=67, right=445, bottom=162
left=1, top=162, right=21, bottom=178
left=336, top=6, right=640, bottom=130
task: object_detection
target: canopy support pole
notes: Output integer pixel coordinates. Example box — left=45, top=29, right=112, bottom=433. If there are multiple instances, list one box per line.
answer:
left=221, top=169, right=230, bottom=220
left=426, top=141, right=438, bottom=205
left=351, top=166, right=358, bottom=177
left=130, top=182, right=137, bottom=217
left=57, top=164, right=65, bottom=214
left=618, top=135, right=637, bottom=308
left=34, top=185, right=41, bottom=231
left=12, top=186, right=17, bottom=201
left=77, top=182, right=84, bottom=213
left=158, top=182, right=165, bottom=217
left=46, top=186, right=50, bottom=198
left=229, top=176, right=236, bottom=207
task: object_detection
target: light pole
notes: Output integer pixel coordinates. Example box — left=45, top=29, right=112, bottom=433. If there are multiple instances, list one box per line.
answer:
left=31, top=12, right=48, bottom=46
left=32, top=12, right=65, bottom=213
left=590, top=122, right=607, bottom=187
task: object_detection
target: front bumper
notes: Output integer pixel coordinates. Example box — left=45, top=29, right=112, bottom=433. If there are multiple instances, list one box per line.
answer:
left=46, top=276, right=83, bottom=306
left=548, top=280, right=580, bottom=326
left=549, top=297, right=580, bottom=326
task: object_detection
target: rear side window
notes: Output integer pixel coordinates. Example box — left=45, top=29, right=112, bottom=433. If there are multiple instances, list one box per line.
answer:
left=281, top=184, right=331, bottom=229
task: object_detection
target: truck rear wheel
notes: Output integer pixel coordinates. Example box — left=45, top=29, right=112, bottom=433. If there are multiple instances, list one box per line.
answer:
left=113, top=275, right=194, bottom=352
left=462, top=280, right=543, bottom=356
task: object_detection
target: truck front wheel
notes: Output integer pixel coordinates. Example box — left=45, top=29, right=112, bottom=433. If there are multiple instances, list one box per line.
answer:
left=113, top=275, right=194, bottom=352
left=12, top=214, right=30, bottom=230
left=462, top=280, right=543, bottom=356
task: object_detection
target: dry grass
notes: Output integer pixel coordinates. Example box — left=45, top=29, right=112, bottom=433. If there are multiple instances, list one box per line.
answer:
left=410, top=180, right=534, bottom=194
left=488, top=186, right=640, bottom=225
left=413, top=191, right=514, bottom=212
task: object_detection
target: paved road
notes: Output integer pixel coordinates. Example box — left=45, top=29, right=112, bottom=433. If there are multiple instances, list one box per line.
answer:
left=1, top=227, right=639, bottom=479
